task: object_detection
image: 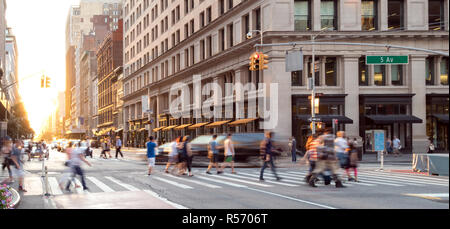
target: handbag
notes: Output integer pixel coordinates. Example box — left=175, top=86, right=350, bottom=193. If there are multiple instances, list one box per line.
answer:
left=207, top=150, right=213, bottom=159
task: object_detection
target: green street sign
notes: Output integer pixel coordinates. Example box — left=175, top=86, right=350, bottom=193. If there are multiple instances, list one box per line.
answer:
left=366, top=55, right=409, bottom=65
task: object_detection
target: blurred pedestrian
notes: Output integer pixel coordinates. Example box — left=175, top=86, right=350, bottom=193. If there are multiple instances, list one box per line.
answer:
left=146, top=136, right=157, bottom=176
left=259, top=132, right=280, bottom=181
left=334, top=131, right=349, bottom=169
left=392, top=136, right=402, bottom=157
left=65, top=143, right=92, bottom=192
left=115, top=136, right=123, bottom=159
left=165, top=137, right=180, bottom=174
left=427, top=138, right=435, bottom=154
left=206, top=135, right=222, bottom=174
left=346, top=141, right=359, bottom=182
left=309, top=129, right=344, bottom=188
left=385, top=139, right=393, bottom=155
left=289, top=137, right=297, bottom=163
left=106, top=137, right=112, bottom=158
left=10, top=140, right=27, bottom=192
left=1, top=137, right=13, bottom=184
left=59, top=142, right=76, bottom=190
left=220, top=134, right=236, bottom=174
left=301, top=133, right=320, bottom=183
left=181, top=136, right=193, bottom=177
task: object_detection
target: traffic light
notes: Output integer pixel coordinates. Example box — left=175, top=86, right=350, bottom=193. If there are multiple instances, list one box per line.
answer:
left=249, top=52, right=260, bottom=71
left=45, top=76, right=51, bottom=88
left=259, top=53, right=269, bottom=70
left=41, top=75, right=45, bottom=88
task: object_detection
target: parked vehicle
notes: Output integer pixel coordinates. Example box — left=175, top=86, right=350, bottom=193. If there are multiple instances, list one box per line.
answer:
left=155, top=143, right=172, bottom=164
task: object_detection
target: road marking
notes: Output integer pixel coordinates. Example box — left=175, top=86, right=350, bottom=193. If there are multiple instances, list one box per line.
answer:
left=359, top=172, right=449, bottom=186
left=163, top=174, right=221, bottom=189
left=217, top=174, right=273, bottom=187
left=143, top=190, right=188, bottom=209
left=48, top=177, right=63, bottom=195
left=404, top=193, right=449, bottom=200
left=231, top=173, right=298, bottom=187
left=277, top=172, right=307, bottom=179
left=87, top=177, right=115, bottom=192
left=354, top=179, right=403, bottom=187
left=153, top=177, right=194, bottom=189
left=348, top=175, right=425, bottom=186
left=364, top=170, right=450, bottom=182
left=244, top=187, right=337, bottom=209
left=73, top=178, right=90, bottom=193
left=240, top=172, right=300, bottom=184
left=362, top=171, right=449, bottom=184
left=197, top=175, right=247, bottom=188
left=105, top=176, right=140, bottom=191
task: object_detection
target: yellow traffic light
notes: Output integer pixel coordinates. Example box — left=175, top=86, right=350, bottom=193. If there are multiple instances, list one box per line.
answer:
left=41, top=75, right=45, bottom=88
left=260, top=53, right=269, bottom=70
left=45, top=77, right=51, bottom=88
left=249, top=52, right=260, bottom=71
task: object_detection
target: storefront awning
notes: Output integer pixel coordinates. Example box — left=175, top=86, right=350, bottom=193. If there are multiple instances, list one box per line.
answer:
left=115, top=128, right=123, bottom=133
left=433, top=114, right=449, bottom=124
left=174, top=124, right=192, bottom=130
left=296, top=115, right=353, bottom=124
left=188, top=122, right=210, bottom=129
left=139, top=128, right=147, bottom=132
left=228, top=118, right=259, bottom=126
left=365, top=115, right=423, bottom=124
left=153, top=126, right=166, bottom=132
left=205, top=120, right=232, bottom=128
left=162, top=125, right=178, bottom=131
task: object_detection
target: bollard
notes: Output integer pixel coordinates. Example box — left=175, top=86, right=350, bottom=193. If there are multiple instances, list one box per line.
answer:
left=44, top=166, right=51, bottom=197
left=377, top=151, right=384, bottom=171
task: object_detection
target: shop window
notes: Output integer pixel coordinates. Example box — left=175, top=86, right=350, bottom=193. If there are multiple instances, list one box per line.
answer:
left=361, top=0, right=377, bottom=31
left=425, top=56, right=435, bottom=85
left=365, top=104, right=376, bottom=115
left=294, top=0, right=311, bottom=31
left=321, top=0, right=337, bottom=30
left=298, top=105, right=309, bottom=115
left=325, top=57, right=337, bottom=86
left=374, top=65, right=386, bottom=86
left=292, top=70, right=302, bottom=86
left=388, top=0, right=403, bottom=30
left=440, top=57, right=449, bottom=85
left=399, top=104, right=407, bottom=114
left=359, top=56, right=369, bottom=86
left=391, top=65, right=403, bottom=85
left=429, top=0, right=444, bottom=30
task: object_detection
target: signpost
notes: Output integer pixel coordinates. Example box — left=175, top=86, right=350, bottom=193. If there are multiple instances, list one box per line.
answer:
left=366, top=55, right=409, bottom=65
left=373, top=130, right=386, bottom=171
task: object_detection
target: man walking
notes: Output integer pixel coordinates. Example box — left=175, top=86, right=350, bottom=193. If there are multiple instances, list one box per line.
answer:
left=220, top=134, right=236, bottom=174
left=206, top=135, right=222, bottom=174
left=11, top=140, right=27, bottom=192
left=115, top=136, right=123, bottom=159
left=66, top=143, right=92, bottom=192
left=259, top=132, right=281, bottom=181
left=165, top=137, right=179, bottom=174
left=289, top=137, right=297, bottom=163
left=146, top=136, right=157, bottom=176
left=392, top=136, right=402, bottom=157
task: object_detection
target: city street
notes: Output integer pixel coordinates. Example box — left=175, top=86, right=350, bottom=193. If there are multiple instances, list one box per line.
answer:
left=5, top=149, right=448, bottom=209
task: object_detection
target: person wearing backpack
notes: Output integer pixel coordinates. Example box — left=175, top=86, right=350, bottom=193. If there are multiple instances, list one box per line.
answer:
left=259, top=132, right=281, bottom=181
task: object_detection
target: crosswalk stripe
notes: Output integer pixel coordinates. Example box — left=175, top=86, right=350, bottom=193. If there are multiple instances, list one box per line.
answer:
left=362, top=171, right=449, bottom=184
left=359, top=172, right=449, bottom=186
left=197, top=175, right=247, bottom=188
left=226, top=173, right=298, bottom=187
left=48, top=177, right=63, bottom=195
left=354, top=176, right=425, bottom=186
left=143, top=190, right=188, bottom=209
left=163, top=174, right=221, bottom=189
left=105, top=176, right=140, bottom=191
left=87, top=177, right=115, bottom=192
left=363, top=170, right=449, bottom=182
left=354, top=179, right=403, bottom=187
left=239, top=172, right=300, bottom=184
left=273, top=172, right=305, bottom=179
left=217, top=174, right=273, bottom=187
left=153, top=177, right=194, bottom=189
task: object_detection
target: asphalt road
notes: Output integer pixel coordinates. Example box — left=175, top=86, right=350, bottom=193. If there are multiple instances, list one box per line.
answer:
left=5, top=149, right=448, bottom=209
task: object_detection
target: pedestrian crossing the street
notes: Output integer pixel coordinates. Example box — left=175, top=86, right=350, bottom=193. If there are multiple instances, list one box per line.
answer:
left=22, top=168, right=448, bottom=197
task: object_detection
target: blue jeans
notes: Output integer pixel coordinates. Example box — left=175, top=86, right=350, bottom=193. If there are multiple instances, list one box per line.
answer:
left=291, top=150, right=297, bottom=162
left=66, top=165, right=87, bottom=190
left=260, top=158, right=279, bottom=179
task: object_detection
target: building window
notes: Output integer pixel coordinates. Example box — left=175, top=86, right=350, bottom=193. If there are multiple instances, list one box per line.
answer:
left=429, top=0, right=444, bottom=30
left=440, top=57, right=449, bottom=85
left=426, top=56, right=435, bottom=85
left=325, top=57, right=337, bottom=86
left=206, top=7, right=212, bottom=24
left=358, top=56, right=369, bottom=86
left=200, top=11, right=205, bottom=28
left=292, top=70, right=302, bottom=86
left=228, top=0, right=233, bottom=10
left=243, top=14, right=250, bottom=39
left=200, top=39, right=205, bottom=61
left=388, top=0, right=403, bottom=30
left=207, top=36, right=212, bottom=57
left=228, top=23, right=234, bottom=48
left=361, top=0, right=377, bottom=31
left=254, top=8, right=261, bottom=31
left=294, top=0, right=311, bottom=31
left=219, top=28, right=225, bottom=51
left=219, top=0, right=225, bottom=15
left=321, top=0, right=337, bottom=30
left=391, top=65, right=403, bottom=85
left=374, top=65, right=386, bottom=86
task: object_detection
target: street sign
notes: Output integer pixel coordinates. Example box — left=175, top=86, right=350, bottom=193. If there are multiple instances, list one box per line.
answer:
left=373, top=130, right=385, bottom=151
left=308, top=117, right=321, bottom=122
left=366, top=55, right=409, bottom=65
left=286, top=50, right=303, bottom=72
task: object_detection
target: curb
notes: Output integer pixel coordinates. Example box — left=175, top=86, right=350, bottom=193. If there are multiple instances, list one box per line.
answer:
left=9, top=187, right=20, bottom=209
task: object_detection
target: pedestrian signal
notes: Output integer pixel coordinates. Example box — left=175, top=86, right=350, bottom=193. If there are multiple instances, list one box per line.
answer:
left=41, top=75, right=45, bottom=88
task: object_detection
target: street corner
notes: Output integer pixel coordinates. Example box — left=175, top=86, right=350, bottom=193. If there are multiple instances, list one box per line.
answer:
left=50, top=190, right=182, bottom=209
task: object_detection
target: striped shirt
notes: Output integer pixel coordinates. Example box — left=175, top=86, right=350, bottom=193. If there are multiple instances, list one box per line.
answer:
left=306, top=138, right=320, bottom=161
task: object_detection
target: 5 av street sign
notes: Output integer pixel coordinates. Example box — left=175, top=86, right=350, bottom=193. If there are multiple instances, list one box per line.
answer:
left=366, top=55, right=409, bottom=65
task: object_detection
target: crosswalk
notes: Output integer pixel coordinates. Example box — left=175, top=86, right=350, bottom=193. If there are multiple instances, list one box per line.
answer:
left=19, top=168, right=449, bottom=197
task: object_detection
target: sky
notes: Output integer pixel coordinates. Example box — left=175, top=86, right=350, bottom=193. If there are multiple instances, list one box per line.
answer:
left=6, top=0, right=79, bottom=134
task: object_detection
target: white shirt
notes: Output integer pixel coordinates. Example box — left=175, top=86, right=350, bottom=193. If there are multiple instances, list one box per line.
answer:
left=224, top=139, right=234, bottom=156
left=334, top=137, right=348, bottom=154
left=170, top=141, right=178, bottom=156
left=70, top=147, right=83, bottom=166
left=393, top=138, right=401, bottom=149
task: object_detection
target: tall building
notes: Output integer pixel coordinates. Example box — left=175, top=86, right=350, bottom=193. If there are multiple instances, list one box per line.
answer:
left=96, top=19, right=123, bottom=139
left=4, top=27, right=19, bottom=105
left=65, top=0, right=123, bottom=138
left=122, top=0, right=449, bottom=153
left=0, top=0, right=10, bottom=138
